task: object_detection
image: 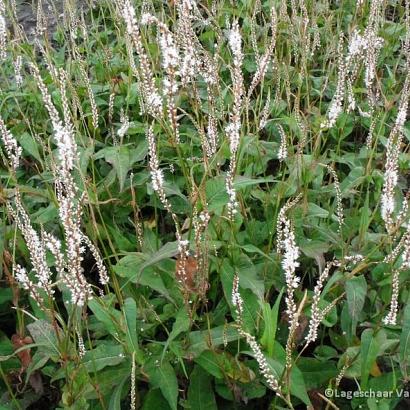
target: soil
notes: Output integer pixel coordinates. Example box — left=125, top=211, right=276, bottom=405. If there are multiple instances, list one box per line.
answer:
left=10, top=0, right=88, bottom=40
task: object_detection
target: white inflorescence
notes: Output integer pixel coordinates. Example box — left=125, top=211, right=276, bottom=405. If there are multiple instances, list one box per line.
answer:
left=326, top=165, right=344, bottom=234
left=381, top=152, right=398, bottom=224
left=21, top=65, right=107, bottom=306
left=383, top=225, right=410, bottom=325
left=14, top=265, right=30, bottom=289
left=14, top=196, right=53, bottom=293
left=247, top=7, right=277, bottom=100
left=383, top=269, right=401, bottom=326
left=0, top=0, right=6, bottom=60
left=322, top=36, right=346, bottom=129
left=117, top=109, right=130, bottom=138
left=77, top=330, right=86, bottom=358
left=225, top=20, right=244, bottom=219
left=141, top=14, right=180, bottom=71
left=225, top=20, right=243, bottom=156
left=322, top=2, right=384, bottom=129
left=0, top=116, right=22, bottom=171
left=81, top=234, right=109, bottom=286
left=146, top=92, right=163, bottom=114
left=402, top=227, right=410, bottom=269
left=130, top=352, right=137, bottom=410
left=348, top=30, right=367, bottom=57
left=78, top=63, right=99, bottom=129
left=146, top=124, right=185, bottom=261
left=120, top=1, right=162, bottom=117
left=14, top=56, right=23, bottom=87
left=381, top=73, right=410, bottom=233
left=277, top=125, right=288, bottom=161
left=13, top=264, right=43, bottom=304
left=159, top=29, right=180, bottom=71
left=305, top=261, right=337, bottom=344
left=147, top=125, right=170, bottom=211
left=231, top=275, right=280, bottom=393
left=280, top=217, right=300, bottom=316
left=231, top=275, right=243, bottom=320
left=306, top=254, right=363, bottom=344
left=276, top=195, right=302, bottom=325
left=225, top=165, right=239, bottom=219
left=206, top=113, right=218, bottom=157
left=54, top=122, right=77, bottom=171
left=8, top=193, right=54, bottom=303
left=228, top=23, right=242, bottom=59
left=121, top=0, right=138, bottom=38
left=244, top=331, right=280, bottom=392
left=42, top=232, right=66, bottom=278
left=225, top=121, right=240, bottom=155
left=180, top=47, right=197, bottom=85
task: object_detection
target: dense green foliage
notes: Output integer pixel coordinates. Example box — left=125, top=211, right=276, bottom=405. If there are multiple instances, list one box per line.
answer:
left=0, top=0, right=410, bottom=409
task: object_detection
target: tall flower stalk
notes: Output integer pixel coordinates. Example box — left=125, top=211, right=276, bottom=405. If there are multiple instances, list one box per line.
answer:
left=11, top=64, right=109, bottom=306
left=146, top=125, right=189, bottom=288
left=381, top=71, right=410, bottom=234
left=0, top=0, right=6, bottom=60
left=0, top=116, right=22, bottom=172
left=225, top=20, right=244, bottom=219
left=383, top=225, right=410, bottom=325
left=231, top=275, right=281, bottom=395
left=276, top=194, right=303, bottom=373
left=118, top=0, right=162, bottom=117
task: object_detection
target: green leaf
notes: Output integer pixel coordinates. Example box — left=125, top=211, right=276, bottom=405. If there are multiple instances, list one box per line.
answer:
left=205, top=176, right=276, bottom=213
left=221, top=255, right=264, bottom=301
left=236, top=254, right=265, bottom=299
left=240, top=244, right=274, bottom=262
left=146, top=360, right=178, bottom=410
left=187, top=366, right=217, bottom=410
left=88, top=298, right=122, bottom=337
left=359, top=191, right=370, bottom=243
left=195, top=350, right=224, bottom=379
left=188, top=325, right=239, bottom=357
left=108, top=373, right=128, bottom=410
left=266, top=356, right=311, bottom=406
left=142, top=389, right=172, bottom=410
left=307, top=203, right=329, bottom=218
left=18, top=132, right=42, bottom=162
left=129, top=139, right=148, bottom=162
left=340, top=166, right=365, bottom=193
left=195, top=350, right=254, bottom=382
left=138, top=241, right=179, bottom=275
left=233, top=176, right=275, bottom=189
left=205, top=177, right=228, bottom=213
left=261, top=289, right=283, bottom=357
left=94, top=146, right=131, bottom=191
left=115, top=253, right=173, bottom=299
left=122, top=298, right=139, bottom=356
left=360, top=329, right=381, bottom=390
left=0, top=288, right=13, bottom=305
left=299, top=240, right=330, bottom=260
left=162, top=307, right=190, bottom=360
left=79, top=146, right=95, bottom=175
left=27, top=319, right=60, bottom=359
left=32, top=204, right=58, bottom=224
left=345, top=275, right=367, bottom=323
left=163, top=182, right=189, bottom=204
left=82, top=343, right=125, bottom=372
left=297, top=358, right=338, bottom=389
left=400, top=304, right=410, bottom=377
left=24, top=351, right=50, bottom=387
